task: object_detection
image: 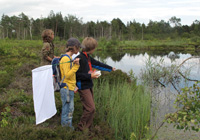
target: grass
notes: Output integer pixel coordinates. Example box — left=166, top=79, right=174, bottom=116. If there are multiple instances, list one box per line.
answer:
left=94, top=78, right=151, bottom=140
left=94, top=37, right=197, bottom=51
left=0, top=89, right=115, bottom=140
left=0, top=39, right=102, bottom=139
left=119, top=39, right=194, bottom=50
left=0, top=79, right=151, bottom=140
left=0, top=39, right=41, bottom=92
left=0, top=39, right=151, bottom=139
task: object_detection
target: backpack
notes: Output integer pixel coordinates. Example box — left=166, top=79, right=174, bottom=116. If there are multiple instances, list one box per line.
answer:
left=51, top=54, right=72, bottom=92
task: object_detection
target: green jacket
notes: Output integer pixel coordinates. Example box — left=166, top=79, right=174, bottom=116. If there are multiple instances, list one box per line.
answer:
left=41, top=42, right=54, bottom=65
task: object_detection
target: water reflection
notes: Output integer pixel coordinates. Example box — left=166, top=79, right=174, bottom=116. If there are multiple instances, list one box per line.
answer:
left=94, top=50, right=200, bottom=139
left=94, top=50, right=200, bottom=81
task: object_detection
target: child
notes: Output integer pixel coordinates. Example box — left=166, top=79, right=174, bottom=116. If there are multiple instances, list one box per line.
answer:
left=59, top=37, right=82, bottom=129
left=76, top=37, right=115, bottom=131
left=41, top=29, right=56, bottom=65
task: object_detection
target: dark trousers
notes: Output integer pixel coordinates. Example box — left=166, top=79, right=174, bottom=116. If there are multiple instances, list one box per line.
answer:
left=78, top=88, right=95, bottom=130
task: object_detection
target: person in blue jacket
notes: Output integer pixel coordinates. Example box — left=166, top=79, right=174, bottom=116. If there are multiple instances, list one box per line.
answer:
left=75, top=37, right=115, bottom=131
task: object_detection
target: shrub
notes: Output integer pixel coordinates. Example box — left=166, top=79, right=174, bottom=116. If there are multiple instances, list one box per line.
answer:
left=166, top=82, right=200, bottom=132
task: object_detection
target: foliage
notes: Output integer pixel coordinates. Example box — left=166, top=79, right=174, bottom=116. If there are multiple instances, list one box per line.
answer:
left=94, top=76, right=151, bottom=140
left=0, top=88, right=115, bottom=140
left=1, top=11, right=200, bottom=41
left=169, top=16, right=181, bottom=27
left=0, top=39, right=41, bottom=92
left=97, top=37, right=111, bottom=49
left=128, top=69, right=138, bottom=82
left=98, top=69, right=132, bottom=84
left=190, top=36, right=200, bottom=45
left=165, top=82, right=200, bottom=132
left=0, top=107, right=11, bottom=127
left=140, top=57, right=181, bottom=89
left=3, top=39, right=198, bottom=139
left=0, top=40, right=117, bottom=139
left=98, top=37, right=120, bottom=50
left=140, top=56, right=200, bottom=137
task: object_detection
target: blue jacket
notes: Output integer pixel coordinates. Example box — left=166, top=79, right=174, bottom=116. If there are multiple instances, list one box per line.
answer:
left=76, top=52, right=112, bottom=90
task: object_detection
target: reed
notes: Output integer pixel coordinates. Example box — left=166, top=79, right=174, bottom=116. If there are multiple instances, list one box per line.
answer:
left=93, top=80, right=151, bottom=139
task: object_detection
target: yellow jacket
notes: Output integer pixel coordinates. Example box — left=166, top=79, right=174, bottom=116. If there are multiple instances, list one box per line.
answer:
left=60, top=56, right=80, bottom=90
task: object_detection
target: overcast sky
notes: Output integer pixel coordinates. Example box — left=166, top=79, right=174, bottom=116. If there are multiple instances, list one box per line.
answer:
left=0, top=0, right=200, bottom=25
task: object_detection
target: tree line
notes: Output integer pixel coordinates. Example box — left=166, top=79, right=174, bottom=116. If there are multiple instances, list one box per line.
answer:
left=0, top=10, right=200, bottom=40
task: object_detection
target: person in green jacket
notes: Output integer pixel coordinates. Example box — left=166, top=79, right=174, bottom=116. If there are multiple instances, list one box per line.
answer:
left=41, top=29, right=56, bottom=65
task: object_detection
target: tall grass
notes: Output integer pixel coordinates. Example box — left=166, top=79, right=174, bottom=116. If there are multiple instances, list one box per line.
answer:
left=93, top=80, right=151, bottom=140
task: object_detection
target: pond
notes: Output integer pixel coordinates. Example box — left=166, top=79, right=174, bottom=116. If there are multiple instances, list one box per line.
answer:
left=94, top=49, right=200, bottom=139
left=95, top=50, right=200, bottom=87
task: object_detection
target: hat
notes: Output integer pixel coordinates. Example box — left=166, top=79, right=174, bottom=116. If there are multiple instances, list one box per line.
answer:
left=66, top=38, right=84, bottom=48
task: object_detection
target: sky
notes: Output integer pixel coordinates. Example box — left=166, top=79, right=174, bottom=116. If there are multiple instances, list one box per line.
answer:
left=0, top=0, right=200, bottom=26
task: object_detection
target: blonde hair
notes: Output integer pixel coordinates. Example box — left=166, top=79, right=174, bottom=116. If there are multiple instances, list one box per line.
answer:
left=41, top=29, right=54, bottom=42
left=82, top=37, right=97, bottom=52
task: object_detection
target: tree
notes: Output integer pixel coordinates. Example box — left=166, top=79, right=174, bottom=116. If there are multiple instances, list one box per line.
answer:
left=0, top=12, right=199, bottom=40
left=111, top=18, right=126, bottom=40
left=10, top=15, right=20, bottom=38
left=55, top=12, right=64, bottom=39
left=29, top=18, right=33, bottom=40
left=32, top=18, right=44, bottom=39
left=190, top=20, right=200, bottom=36
left=169, top=16, right=181, bottom=27
left=127, top=20, right=142, bottom=40
left=0, top=25, right=3, bottom=39
left=0, top=14, right=11, bottom=38
left=19, top=12, right=30, bottom=39
left=87, top=21, right=96, bottom=37
left=64, top=14, right=83, bottom=39
left=99, top=21, right=110, bottom=38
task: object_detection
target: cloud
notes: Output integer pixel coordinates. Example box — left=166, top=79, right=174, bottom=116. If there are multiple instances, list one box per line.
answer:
left=0, top=0, right=200, bottom=25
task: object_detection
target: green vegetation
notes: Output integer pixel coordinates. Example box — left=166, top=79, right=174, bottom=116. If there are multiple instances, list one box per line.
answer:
left=96, top=37, right=200, bottom=51
left=94, top=78, right=151, bottom=140
left=0, top=89, right=115, bottom=140
left=166, top=82, right=200, bottom=132
left=0, top=40, right=151, bottom=139
left=115, top=39, right=194, bottom=51
left=140, top=56, right=200, bottom=139
left=1, top=11, right=200, bottom=43
left=1, top=37, right=199, bottom=139
left=0, top=39, right=42, bottom=92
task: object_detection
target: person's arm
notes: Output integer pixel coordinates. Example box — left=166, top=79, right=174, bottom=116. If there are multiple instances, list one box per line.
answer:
left=42, top=43, right=51, bottom=62
left=46, top=56, right=53, bottom=61
left=76, top=69, right=99, bottom=80
left=90, top=56, right=113, bottom=72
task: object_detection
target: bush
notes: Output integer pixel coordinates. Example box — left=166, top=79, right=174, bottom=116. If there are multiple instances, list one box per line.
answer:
left=190, top=36, right=200, bottom=44
left=97, top=70, right=131, bottom=85
left=166, top=82, right=200, bottom=132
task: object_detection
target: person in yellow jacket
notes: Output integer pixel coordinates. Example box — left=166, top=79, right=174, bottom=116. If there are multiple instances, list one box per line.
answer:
left=59, top=38, right=83, bottom=129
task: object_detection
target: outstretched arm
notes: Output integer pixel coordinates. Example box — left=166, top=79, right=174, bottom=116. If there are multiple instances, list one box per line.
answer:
left=90, top=56, right=113, bottom=72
